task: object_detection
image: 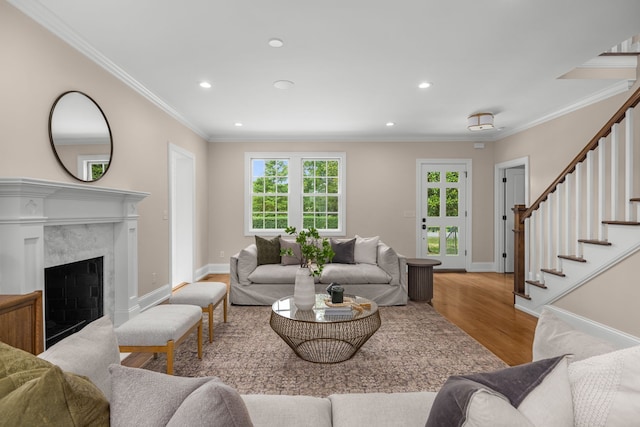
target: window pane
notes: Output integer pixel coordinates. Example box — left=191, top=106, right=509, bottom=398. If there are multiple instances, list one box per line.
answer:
left=446, top=188, right=458, bottom=216
left=327, top=196, right=338, bottom=212
left=427, top=172, right=440, bottom=182
left=446, top=171, right=459, bottom=183
left=327, top=178, right=338, bottom=193
left=326, top=214, right=338, bottom=230
left=446, top=226, right=459, bottom=255
left=252, top=196, right=264, bottom=212
left=276, top=177, right=288, bottom=193
left=251, top=158, right=289, bottom=230
left=315, top=196, right=327, bottom=213
left=427, top=227, right=440, bottom=255
left=315, top=178, right=326, bottom=193
left=303, top=177, right=314, bottom=193
left=427, top=188, right=440, bottom=217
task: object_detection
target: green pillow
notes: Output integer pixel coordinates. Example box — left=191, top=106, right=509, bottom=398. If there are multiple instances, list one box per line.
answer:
left=255, top=235, right=281, bottom=265
left=0, top=342, right=109, bottom=426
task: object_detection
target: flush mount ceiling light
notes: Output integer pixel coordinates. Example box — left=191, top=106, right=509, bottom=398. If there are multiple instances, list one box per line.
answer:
left=386, top=122, right=395, bottom=127
left=199, top=81, right=212, bottom=89
left=418, top=82, right=432, bottom=89
left=467, top=113, right=494, bottom=131
left=268, top=38, right=284, bottom=48
left=273, top=80, right=295, bottom=89
left=234, top=122, right=243, bottom=127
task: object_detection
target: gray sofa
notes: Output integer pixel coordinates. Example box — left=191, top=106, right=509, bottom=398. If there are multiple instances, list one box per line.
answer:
left=2, top=308, right=639, bottom=426
left=230, top=238, right=408, bottom=306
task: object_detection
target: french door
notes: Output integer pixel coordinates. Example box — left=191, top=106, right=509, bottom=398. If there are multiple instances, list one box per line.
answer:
left=418, top=161, right=468, bottom=270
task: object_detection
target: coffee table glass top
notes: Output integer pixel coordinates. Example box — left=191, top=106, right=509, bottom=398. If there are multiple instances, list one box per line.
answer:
left=271, top=293, right=378, bottom=322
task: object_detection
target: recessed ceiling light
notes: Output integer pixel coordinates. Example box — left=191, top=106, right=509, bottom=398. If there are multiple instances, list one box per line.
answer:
left=199, top=81, right=212, bottom=89
left=386, top=122, right=395, bottom=127
left=273, top=80, right=295, bottom=89
left=268, top=38, right=284, bottom=48
left=234, top=122, right=243, bottom=127
left=418, top=82, right=432, bottom=89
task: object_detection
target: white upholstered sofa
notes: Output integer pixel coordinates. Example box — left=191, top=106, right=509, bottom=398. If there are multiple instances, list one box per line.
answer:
left=230, top=236, right=408, bottom=306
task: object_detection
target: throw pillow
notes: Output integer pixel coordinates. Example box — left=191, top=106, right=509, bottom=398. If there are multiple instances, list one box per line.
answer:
left=255, top=235, right=281, bottom=265
left=331, top=238, right=356, bottom=264
left=568, top=345, right=640, bottom=427
left=109, top=364, right=253, bottom=427
left=0, top=343, right=109, bottom=427
left=38, top=315, right=119, bottom=401
left=425, top=355, right=573, bottom=427
left=280, top=238, right=302, bottom=265
left=532, top=308, right=616, bottom=362
left=354, top=235, right=379, bottom=264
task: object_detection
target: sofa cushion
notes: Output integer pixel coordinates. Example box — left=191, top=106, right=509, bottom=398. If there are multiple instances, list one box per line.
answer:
left=330, top=391, right=436, bottom=427
left=110, top=364, right=253, bottom=427
left=241, top=394, right=332, bottom=427
left=249, top=264, right=299, bottom=284
left=38, top=316, right=119, bottom=401
left=532, top=308, right=616, bottom=362
left=320, top=263, right=392, bottom=284
left=0, top=342, right=109, bottom=426
left=376, top=243, right=400, bottom=283
left=238, top=244, right=258, bottom=285
left=354, top=235, right=379, bottom=264
left=568, top=345, right=640, bottom=427
left=425, top=355, right=573, bottom=427
left=331, top=238, right=356, bottom=264
left=280, top=238, right=301, bottom=265
left=256, top=235, right=281, bottom=265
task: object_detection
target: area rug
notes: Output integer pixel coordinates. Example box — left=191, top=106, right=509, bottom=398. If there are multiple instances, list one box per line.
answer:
left=143, top=301, right=507, bottom=396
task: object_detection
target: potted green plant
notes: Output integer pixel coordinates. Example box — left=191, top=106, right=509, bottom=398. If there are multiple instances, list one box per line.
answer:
left=281, top=226, right=335, bottom=276
left=281, top=226, right=335, bottom=310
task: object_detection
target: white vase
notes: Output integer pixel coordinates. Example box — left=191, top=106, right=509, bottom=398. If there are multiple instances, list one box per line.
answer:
left=294, top=267, right=316, bottom=310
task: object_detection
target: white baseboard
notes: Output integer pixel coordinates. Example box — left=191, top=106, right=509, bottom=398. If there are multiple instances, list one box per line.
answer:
left=137, top=283, right=171, bottom=312
left=539, top=305, right=640, bottom=349
left=198, top=263, right=231, bottom=276
left=467, top=262, right=496, bottom=272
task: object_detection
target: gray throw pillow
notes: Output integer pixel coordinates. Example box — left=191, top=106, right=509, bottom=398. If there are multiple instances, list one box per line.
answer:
left=280, top=238, right=302, bottom=265
left=109, top=364, right=253, bottom=427
left=255, top=235, right=281, bottom=265
left=331, top=238, right=356, bottom=264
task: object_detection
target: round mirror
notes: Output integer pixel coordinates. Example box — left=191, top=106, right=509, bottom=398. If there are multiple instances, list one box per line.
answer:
left=49, top=91, right=113, bottom=182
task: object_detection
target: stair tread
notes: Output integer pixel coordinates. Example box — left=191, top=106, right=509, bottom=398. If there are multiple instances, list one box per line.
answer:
left=558, top=255, right=587, bottom=262
left=541, top=268, right=566, bottom=277
left=513, top=291, right=531, bottom=300
left=602, top=220, right=640, bottom=225
left=578, top=239, right=612, bottom=246
left=526, top=280, right=547, bottom=289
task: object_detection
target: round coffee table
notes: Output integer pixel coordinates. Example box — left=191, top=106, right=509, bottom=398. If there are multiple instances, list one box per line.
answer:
left=270, top=294, right=381, bottom=363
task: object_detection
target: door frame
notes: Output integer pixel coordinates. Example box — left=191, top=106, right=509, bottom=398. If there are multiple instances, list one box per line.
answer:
left=169, top=143, right=196, bottom=288
left=494, top=156, right=529, bottom=273
left=416, top=158, right=472, bottom=271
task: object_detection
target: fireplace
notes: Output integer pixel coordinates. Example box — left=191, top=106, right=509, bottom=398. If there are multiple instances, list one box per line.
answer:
left=0, top=178, right=149, bottom=337
left=45, top=257, right=104, bottom=348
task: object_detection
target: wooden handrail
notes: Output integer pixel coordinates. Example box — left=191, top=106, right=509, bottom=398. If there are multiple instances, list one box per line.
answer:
left=521, top=85, right=640, bottom=222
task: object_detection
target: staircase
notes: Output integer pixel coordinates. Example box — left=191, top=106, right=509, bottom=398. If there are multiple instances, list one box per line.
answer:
left=513, top=85, right=640, bottom=316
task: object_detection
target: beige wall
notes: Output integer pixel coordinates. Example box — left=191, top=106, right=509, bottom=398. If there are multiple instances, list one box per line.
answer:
left=554, top=251, right=640, bottom=338
left=208, top=140, right=496, bottom=266
left=0, top=2, right=210, bottom=296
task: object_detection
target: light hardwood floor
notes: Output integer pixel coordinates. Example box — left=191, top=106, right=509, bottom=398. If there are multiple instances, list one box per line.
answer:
left=124, top=272, right=536, bottom=368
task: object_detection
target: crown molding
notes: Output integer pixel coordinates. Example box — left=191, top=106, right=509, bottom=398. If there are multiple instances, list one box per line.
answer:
left=9, top=0, right=208, bottom=141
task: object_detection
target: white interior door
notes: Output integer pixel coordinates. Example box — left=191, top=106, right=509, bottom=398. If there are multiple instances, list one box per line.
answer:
left=169, top=144, right=195, bottom=287
left=504, top=166, right=526, bottom=273
left=419, top=162, right=467, bottom=270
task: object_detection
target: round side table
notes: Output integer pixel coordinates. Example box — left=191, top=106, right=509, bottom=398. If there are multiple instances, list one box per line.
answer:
left=406, top=258, right=441, bottom=303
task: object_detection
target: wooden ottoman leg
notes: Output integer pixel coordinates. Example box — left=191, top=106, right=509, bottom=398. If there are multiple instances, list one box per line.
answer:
left=166, top=340, right=175, bottom=375
left=207, top=303, right=213, bottom=343
left=197, top=319, right=203, bottom=359
left=223, top=293, right=228, bottom=323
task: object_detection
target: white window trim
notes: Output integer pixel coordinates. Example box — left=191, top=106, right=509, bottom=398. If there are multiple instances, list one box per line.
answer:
left=244, top=152, right=346, bottom=236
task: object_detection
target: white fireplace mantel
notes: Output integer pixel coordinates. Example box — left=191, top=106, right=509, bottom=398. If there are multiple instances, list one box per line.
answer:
left=0, top=177, right=149, bottom=327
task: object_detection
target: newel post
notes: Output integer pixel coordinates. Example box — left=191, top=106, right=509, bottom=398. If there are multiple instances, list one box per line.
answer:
left=512, top=204, right=527, bottom=301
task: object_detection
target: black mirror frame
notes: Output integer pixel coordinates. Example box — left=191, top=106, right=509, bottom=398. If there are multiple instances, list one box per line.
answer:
left=48, top=91, right=113, bottom=182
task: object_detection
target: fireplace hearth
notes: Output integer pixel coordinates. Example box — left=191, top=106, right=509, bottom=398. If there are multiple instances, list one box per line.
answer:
left=45, top=257, right=104, bottom=348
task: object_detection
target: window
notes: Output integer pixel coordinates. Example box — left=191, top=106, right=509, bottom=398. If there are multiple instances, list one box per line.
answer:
left=245, top=152, right=346, bottom=235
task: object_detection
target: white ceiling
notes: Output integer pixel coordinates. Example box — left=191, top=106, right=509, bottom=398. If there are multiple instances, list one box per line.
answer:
left=11, top=0, right=640, bottom=142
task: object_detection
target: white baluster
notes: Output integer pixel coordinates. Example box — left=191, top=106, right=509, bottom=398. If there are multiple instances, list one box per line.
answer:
left=555, top=186, right=562, bottom=270
left=598, top=137, right=606, bottom=240
left=585, top=151, right=594, bottom=240
left=529, top=211, right=536, bottom=281
left=564, top=175, right=572, bottom=255
left=575, top=162, right=583, bottom=256
left=625, top=108, right=634, bottom=221
left=611, top=123, right=619, bottom=221
left=547, top=196, right=553, bottom=269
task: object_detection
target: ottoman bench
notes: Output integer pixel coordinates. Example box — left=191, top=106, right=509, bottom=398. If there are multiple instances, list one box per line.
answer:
left=115, top=304, right=202, bottom=375
left=169, top=281, right=228, bottom=343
